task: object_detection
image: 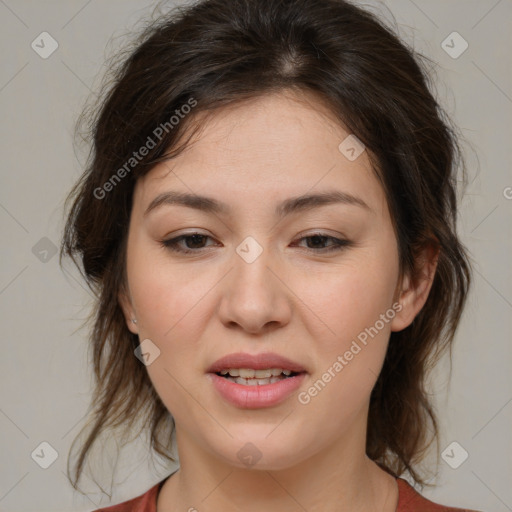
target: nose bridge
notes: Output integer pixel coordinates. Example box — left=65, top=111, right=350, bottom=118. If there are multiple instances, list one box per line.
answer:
left=217, top=235, right=290, bottom=332
left=232, top=234, right=278, bottom=301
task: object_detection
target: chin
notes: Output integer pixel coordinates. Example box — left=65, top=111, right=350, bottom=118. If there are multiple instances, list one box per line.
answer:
left=208, top=435, right=309, bottom=472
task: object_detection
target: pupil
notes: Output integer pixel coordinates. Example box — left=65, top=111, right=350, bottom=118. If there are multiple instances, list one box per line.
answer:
left=308, top=235, right=326, bottom=248
left=187, top=234, right=205, bottom=248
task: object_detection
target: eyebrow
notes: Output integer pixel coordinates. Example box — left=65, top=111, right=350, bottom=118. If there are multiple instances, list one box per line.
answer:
left=144, top=189, right=372, bottom=218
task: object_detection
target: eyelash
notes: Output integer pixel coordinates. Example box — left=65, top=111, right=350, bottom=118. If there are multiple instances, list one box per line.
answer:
left=160, top=232, right=351, bottom=255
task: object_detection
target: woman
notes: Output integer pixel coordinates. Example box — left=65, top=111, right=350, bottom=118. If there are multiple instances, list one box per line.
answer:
left=60, top=0, right=481, bottom=510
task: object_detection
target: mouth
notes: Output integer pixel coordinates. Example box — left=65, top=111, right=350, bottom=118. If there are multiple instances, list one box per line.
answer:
left=214, top=368, right=304, bottom=386
left=206, top=352, right=308, bottom=408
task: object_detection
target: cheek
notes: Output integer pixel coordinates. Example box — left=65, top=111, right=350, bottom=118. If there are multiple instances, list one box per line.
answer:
left=126, top=248, right=222, bottom=395
left=295, top=246, right=399, bottom=401
left=295, top=271, right=397, bottom=427
left=298, top=254, right=399, bottom=347
left=128, top=247, right=210, bottom=339
left=128, top=254, right=213, bottom=409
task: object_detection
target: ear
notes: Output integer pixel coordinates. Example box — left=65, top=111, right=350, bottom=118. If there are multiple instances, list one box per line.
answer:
left=390, top=242, right=439, bottom=332
left=118, top=287, right=139, bottom=335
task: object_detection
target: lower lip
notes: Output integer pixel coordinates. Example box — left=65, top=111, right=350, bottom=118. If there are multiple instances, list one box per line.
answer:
left=208, top=373, right=307, bottom=409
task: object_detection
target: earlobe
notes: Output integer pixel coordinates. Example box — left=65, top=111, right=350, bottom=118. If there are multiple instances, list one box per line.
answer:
left=118, top=289, right=139, bottom=335
left=390, top=244, right=439, bottom=332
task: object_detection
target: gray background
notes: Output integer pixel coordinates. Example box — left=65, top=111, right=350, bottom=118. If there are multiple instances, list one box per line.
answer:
left=0, top=0, right=511, bottom=511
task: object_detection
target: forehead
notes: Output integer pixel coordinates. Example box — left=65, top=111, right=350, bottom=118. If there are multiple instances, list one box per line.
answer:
left=134, top=90, right=388, bottom=218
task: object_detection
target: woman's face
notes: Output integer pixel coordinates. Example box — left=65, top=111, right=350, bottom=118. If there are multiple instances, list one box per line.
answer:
left=120, top=91, right=418, bottom=470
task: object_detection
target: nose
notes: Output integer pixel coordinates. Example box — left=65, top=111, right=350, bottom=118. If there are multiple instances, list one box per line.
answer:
left=217, top=245, right=292, bottom=335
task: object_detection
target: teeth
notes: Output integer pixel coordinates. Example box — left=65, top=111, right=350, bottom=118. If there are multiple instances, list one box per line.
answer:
left=219, top=368, right=293, bottom=378
left=233, top=376, right=283, bottom=385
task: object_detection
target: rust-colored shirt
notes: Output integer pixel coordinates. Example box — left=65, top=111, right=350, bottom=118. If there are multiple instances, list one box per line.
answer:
left=91, top=475, right=483, bottom=512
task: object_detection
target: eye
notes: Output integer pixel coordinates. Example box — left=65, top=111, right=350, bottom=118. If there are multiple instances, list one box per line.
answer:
left=160, top=232, right=351, bottom=255
left=292, top=233, right=352, bottom=253
left=160, top=232, right=217, bottom=254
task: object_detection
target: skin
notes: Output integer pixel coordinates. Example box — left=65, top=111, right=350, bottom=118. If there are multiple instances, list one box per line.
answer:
left=119, top=90, right=438, bottom=512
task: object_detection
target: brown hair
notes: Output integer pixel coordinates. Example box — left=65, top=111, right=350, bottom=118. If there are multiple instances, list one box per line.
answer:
left=61, top=0, right=472, bottom=494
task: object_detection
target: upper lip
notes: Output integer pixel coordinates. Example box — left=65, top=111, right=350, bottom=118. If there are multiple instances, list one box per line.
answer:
left=207, top=352, right=307, bottom=374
